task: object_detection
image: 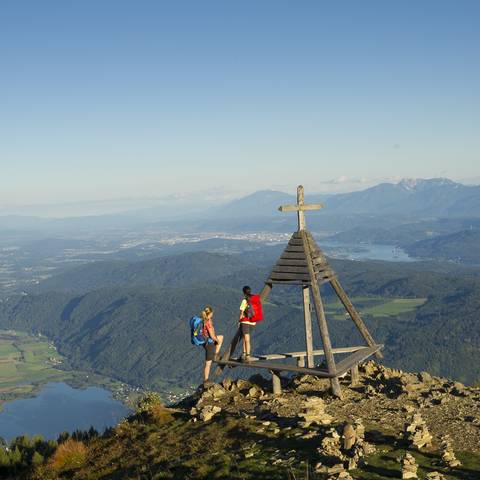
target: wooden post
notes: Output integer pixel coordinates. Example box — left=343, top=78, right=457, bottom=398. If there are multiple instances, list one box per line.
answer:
left=302, top=230, right=342, bottom=398
left=260, top=282, right=272, bottom=301
left=214, top=327, right=241, bottom=376
left=350, top=364, right=360, bottom=386
left=330, top=278, right=383, bottom=359
left=302, top=286, right=314, bottom=368
left=297, top=356, right=305, bottom=367
left=271, top=370, right=282, bottom=394
left=297, top=185, right=306, bottom=231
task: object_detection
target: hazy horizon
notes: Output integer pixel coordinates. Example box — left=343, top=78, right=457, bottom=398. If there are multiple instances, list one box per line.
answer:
left=1, top=175, right=479, bottom=218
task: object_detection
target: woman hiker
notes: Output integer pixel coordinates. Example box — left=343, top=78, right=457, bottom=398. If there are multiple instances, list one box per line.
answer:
left=201, top=305, right=223, bottom=387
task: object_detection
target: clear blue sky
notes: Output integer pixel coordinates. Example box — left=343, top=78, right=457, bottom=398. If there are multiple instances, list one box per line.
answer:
left=1, top=0, right=479, bottom=205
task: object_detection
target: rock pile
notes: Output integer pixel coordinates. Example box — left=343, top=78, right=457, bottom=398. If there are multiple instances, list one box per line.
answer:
left=404, top=413, right=432, bottom=449
left=440, top=435, right=461, bottom=467
left=425, top=472, right=445, bottom=480
left=298, top=396, right=333, bottom=427
left=316, top=420, right=375, bottom=474
left=400, top=452, right=418, bottom=479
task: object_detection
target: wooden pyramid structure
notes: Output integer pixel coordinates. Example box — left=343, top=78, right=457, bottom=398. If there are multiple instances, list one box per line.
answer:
left=215, top=185, right=383, bottom=397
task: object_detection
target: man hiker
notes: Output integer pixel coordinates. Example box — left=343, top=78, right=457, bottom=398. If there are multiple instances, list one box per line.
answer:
left=239, top=285, right=256, bottom=362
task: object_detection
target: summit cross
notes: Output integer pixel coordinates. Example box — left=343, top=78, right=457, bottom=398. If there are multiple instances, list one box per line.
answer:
left=278, top=185, right=324, bottom=231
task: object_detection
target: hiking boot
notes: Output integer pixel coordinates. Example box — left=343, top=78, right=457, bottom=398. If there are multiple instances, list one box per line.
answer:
left=242, top=354, right=253, bottom=363
left=203, top=380, right=214, bottom=389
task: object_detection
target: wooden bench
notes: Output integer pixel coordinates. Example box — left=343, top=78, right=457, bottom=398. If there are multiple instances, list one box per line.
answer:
left=255, top=346, right=368, bottom=367
left=215, top=344, right=383, bottom=394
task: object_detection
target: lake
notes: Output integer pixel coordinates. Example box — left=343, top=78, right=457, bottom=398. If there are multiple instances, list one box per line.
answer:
left=321, top=243, right=415, bottom=262
left=0, top=382, right=131, bottom=443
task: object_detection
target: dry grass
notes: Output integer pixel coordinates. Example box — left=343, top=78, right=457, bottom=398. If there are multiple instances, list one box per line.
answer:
left=49, top=439, right=87, bottom=472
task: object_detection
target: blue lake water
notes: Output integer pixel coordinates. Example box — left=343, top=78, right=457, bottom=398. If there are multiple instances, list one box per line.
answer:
left=0, top=382, right=131, bottom=442
left=321, top=243, right=415, bottom=262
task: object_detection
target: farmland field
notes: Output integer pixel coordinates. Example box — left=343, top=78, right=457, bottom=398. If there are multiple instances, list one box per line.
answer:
left=324, top=296, right=427, bottom=320
left=0, top=330, right=72, bottom=407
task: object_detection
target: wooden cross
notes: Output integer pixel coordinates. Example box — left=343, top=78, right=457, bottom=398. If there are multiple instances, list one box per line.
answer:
left=278, top=185, right=324, bottom=230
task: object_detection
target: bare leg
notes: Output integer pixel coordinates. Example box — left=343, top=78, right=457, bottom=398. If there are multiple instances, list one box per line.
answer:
left=243, top=333, right=251, bottom=355
left=204, top=360, right=212, bottom=382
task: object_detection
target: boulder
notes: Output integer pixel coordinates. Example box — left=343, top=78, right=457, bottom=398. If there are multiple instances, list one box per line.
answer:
left=199, top=405, right=221, bottom=422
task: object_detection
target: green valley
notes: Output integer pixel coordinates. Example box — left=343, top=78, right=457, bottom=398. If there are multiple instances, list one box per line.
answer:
left=0, top=331, right=72, bottom=408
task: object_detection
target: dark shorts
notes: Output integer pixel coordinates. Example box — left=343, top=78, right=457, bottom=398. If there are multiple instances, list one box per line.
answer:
left=240, top=323, right=255, bottom=335
left=204, top=342, right=216, bottom=361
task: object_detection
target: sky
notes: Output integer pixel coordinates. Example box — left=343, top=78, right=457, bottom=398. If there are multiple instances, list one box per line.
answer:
left=1, top=0, right=479, bottom=210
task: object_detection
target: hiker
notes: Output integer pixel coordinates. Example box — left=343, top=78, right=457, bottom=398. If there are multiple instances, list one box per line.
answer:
left=238, top=285, right=262, bottom=362
left=200, top=305, right=223, bottom=386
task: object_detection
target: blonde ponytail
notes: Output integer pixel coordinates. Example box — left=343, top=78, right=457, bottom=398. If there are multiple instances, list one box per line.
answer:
left=201, top=305, right=213, bottom=322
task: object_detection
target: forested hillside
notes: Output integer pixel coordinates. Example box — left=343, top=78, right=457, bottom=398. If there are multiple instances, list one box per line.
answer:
left=1, top=251, right=480, bottom=389
left=406, top=230, right=480, bottom=264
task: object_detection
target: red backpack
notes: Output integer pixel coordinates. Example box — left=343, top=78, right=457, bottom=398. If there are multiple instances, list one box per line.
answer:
left=245, top=294, right=263, bottom=323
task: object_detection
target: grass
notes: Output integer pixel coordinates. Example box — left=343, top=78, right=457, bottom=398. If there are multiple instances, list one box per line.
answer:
left=0, top=330, right=73, bottom=408
left=324, top=296, right=427, bottom=320
left=30, top=411, right=480, bottom=480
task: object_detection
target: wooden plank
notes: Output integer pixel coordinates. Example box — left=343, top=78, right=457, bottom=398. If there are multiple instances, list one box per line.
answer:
left=302, top=285, right=314, bottom=368
left=274, top=259, right=308, bottom=267
left=269, top=272, right=311, bottom=281
left=335, top=345, right=383, bottom=376
left=280, top=252, right=307, bottom=260
left=214, top=359, right=333, bottom=377
left=302, top=230, right=342, bottom=398
left=330, top=278, right=383, bottom=359
left=272, top=265, right=310, bottom=274
left=283, top=245, right=306, bottom=253
left=288, top=239, right=304, bottom=247
left=269, top=279, right=310, bottom=285
left=257, top=353, right=287, bottom=360
left=278, top=204, right=324, bottom=212
left=283, top=346, right=365, bottom=357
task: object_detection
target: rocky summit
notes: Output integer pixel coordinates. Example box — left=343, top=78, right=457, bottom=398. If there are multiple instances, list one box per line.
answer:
left=24, top=361, right=480, bottom=479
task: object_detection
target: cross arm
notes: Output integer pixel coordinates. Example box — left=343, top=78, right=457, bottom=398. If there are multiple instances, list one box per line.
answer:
left=278, top=204, right=324, bottom=212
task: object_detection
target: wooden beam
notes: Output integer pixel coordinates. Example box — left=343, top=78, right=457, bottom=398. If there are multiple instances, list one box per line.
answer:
left=350, top=364, right=360, bottom=387
left=214, top=358, right=332, bottom=377
left=297, top=186, right=305, bottom=231
left=302, top=230, right=342, bottom=398
left=257, top=353, right=287, bottom=360
left=302, top=286, right=314, bottom=368
left=269, top=272, right=311, bottom=281
left=278, top=204, right=324, bottom=212
left=335, top=345, right=383, bottom=376
left=271, top=370, right=282, bottom=394
left=260, top=282, right=272, bottom=301
left=214, top=326, right=242, bottom=376
left=283, top=346, right=365, bottom=357
left=329, top=278, right=383, bottom=359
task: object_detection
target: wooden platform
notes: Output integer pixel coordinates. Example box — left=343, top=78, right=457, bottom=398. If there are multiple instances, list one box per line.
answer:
left=214, top=344, right=383, bottom=377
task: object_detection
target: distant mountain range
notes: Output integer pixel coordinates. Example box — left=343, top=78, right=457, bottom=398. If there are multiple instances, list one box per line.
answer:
left=2, top=178, right=480, bottom=237
left=215, top=178, right=480, bottom=218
